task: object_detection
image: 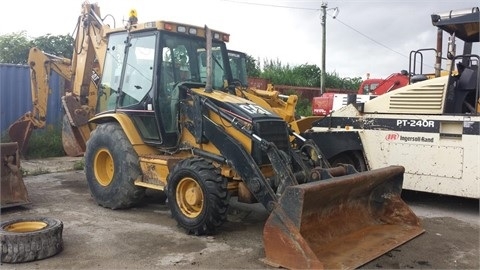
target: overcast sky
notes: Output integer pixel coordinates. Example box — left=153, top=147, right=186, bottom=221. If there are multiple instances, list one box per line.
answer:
left=1, top=0, right=478, bottom=79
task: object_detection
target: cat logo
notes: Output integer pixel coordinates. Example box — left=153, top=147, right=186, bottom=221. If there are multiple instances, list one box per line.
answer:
left=239, top=104, right=272, bottom=115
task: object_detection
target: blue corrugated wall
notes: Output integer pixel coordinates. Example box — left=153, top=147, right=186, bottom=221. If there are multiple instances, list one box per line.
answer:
left=0, top=64, right=64, bottom=134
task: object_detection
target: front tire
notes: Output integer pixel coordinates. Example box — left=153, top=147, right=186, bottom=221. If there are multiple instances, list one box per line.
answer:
left=166, top=157, right=229, bottom=235
left=84, top=123, right=145, bottom=209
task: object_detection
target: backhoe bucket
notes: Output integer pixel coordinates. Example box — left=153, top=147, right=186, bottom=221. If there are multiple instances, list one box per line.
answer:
left=1, top=142, right=30, bottom=208
left=263, top=165, right=424, bottom=269
left=61, top=114, right=85, bottom=157
left=7, top=117, right=34, bottom=156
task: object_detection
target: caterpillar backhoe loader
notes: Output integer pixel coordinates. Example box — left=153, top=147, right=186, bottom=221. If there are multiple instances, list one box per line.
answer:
left=82, top=6, right=423, bottom=269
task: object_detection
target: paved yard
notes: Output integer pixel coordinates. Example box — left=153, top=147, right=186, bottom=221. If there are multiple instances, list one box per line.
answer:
left=1, top=161, right=478, bottom=269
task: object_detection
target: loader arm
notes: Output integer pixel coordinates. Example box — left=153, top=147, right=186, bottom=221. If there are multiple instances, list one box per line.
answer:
left=184, top=90, right=423, bottom=269
left=8, top=48, right=72, bottom=155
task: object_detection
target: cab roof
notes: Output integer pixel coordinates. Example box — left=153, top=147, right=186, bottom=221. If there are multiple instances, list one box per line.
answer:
left=431, top=7, right=479, bottom=42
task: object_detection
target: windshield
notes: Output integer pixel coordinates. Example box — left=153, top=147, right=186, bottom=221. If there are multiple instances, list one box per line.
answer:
left=159, top=32, right=229, bottom=95
left=228, top=51, right=248, bottom=86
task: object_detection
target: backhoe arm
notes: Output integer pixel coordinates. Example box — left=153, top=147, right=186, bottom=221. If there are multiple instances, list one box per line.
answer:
left=62, top=2, right=110, bottom=156
left=8, top=47, right=72, bottom=155
left=8, top=2, right=110, bottom=157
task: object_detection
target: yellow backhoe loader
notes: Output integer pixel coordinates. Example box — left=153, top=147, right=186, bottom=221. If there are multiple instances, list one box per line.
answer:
left=79, top=5, right=423, bottom=269
left=2, top=2, right=424, bottom=267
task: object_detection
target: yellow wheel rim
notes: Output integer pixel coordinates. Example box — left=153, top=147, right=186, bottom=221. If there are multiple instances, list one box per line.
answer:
left=94, top=148, right=114, bottom=186
left=4, top=221, right=47, bottom=233
left=176, top=177, right=204, bottom=218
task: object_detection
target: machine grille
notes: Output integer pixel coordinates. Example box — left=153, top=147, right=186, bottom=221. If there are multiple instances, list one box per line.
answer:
left=252, top=119, right=290, bottom=165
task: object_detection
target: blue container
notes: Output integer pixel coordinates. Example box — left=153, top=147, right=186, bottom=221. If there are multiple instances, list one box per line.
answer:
left=0, top=63, right=65, bottom=134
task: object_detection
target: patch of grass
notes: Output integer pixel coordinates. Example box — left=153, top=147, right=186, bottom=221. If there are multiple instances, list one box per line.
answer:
left=26, top=125, right=65, bottom=159
left=1, top=131, right=11, bottom=143
left=73, top=158, right=85, bottom=170
left=23, top=167, right=51, bottom=176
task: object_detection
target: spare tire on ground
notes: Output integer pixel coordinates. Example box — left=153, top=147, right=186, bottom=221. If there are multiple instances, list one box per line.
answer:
left=1, top=217, right=63, bottom=263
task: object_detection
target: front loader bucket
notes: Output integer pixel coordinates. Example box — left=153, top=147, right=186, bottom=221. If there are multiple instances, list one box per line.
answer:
left=7, top=117, right=34, bottom=157
left=263, top=165, right=424, bottom=269
left=1, top=142, right=30, bottom=208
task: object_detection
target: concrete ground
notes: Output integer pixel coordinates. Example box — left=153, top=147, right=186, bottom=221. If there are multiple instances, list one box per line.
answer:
left=1, top=157, right=479, bottom=269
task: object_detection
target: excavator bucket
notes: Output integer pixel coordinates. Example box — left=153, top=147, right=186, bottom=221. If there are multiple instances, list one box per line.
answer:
left=263, top=165, right=424, bottom=269
left=7, top=116, right=34, bottom=157
left=1, top=142, right=30, bottom=208
left=61, top=115, right=85, bottom=157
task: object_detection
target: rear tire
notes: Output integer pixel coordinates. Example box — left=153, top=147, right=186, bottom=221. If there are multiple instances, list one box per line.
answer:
left=84, top=123, right=145, bottom=209
left=329, top=151, right=367, bottom=172
left=1, top=217, right=63, bottom=263
left=166, top=157, right=229, bottom=235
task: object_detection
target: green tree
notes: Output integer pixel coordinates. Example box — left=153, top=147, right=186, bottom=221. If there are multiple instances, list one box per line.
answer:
left=0, top=31, right=32, bottom=64
left=33, top=34, right=74, bottom=59
left=0, top=32, right=74, bottom=64
left=260, top=58, right=361, bottom=91
left=245, top=54, right=261, bottom=77
left=325, top=71, right=362, bottom=90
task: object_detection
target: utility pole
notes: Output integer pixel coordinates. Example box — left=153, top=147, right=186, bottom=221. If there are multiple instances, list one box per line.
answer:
left=320, top=3, right=327, bottom=95
left=320, top=2, right=339, bottom=96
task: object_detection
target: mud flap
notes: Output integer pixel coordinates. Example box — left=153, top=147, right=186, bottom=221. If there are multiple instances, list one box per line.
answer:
left=263, top=165, right=424, bottom=269
left=1, top=142, right=30, bottom=208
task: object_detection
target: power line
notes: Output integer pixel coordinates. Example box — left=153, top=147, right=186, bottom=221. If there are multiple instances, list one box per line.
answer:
left=330, top=15, right=409, bottom=60
left=221, top=0, right=320, bottom=11
left=222, top=0, right=410, bottom=60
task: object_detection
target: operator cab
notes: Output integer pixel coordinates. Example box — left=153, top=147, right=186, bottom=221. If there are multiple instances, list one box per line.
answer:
left=97, top=21, right=233, bottom=148
left=432, top=7, right=480, bottom=114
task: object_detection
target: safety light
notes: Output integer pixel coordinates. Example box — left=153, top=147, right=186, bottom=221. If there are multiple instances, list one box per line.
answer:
left=129, top=9, right=138, bottom=24
left=177, top=26, right=187, bottom=33
left=164, top=23, right=173, bottom=31
left=189, top=28, right=197, bottom=35
left=144, top=22, right=156, bottom=28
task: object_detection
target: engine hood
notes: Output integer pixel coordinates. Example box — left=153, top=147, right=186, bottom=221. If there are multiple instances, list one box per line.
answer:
left=191, top=88, right=283, bottom=122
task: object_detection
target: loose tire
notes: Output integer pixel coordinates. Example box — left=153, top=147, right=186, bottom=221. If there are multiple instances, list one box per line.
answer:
left=1, top=217, right=63, bottom=263
left=85, top=123, right=145, bottom=209
left=166, top=158, right=229, bottom=235
left=329, top=150, right=367, bottom=172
